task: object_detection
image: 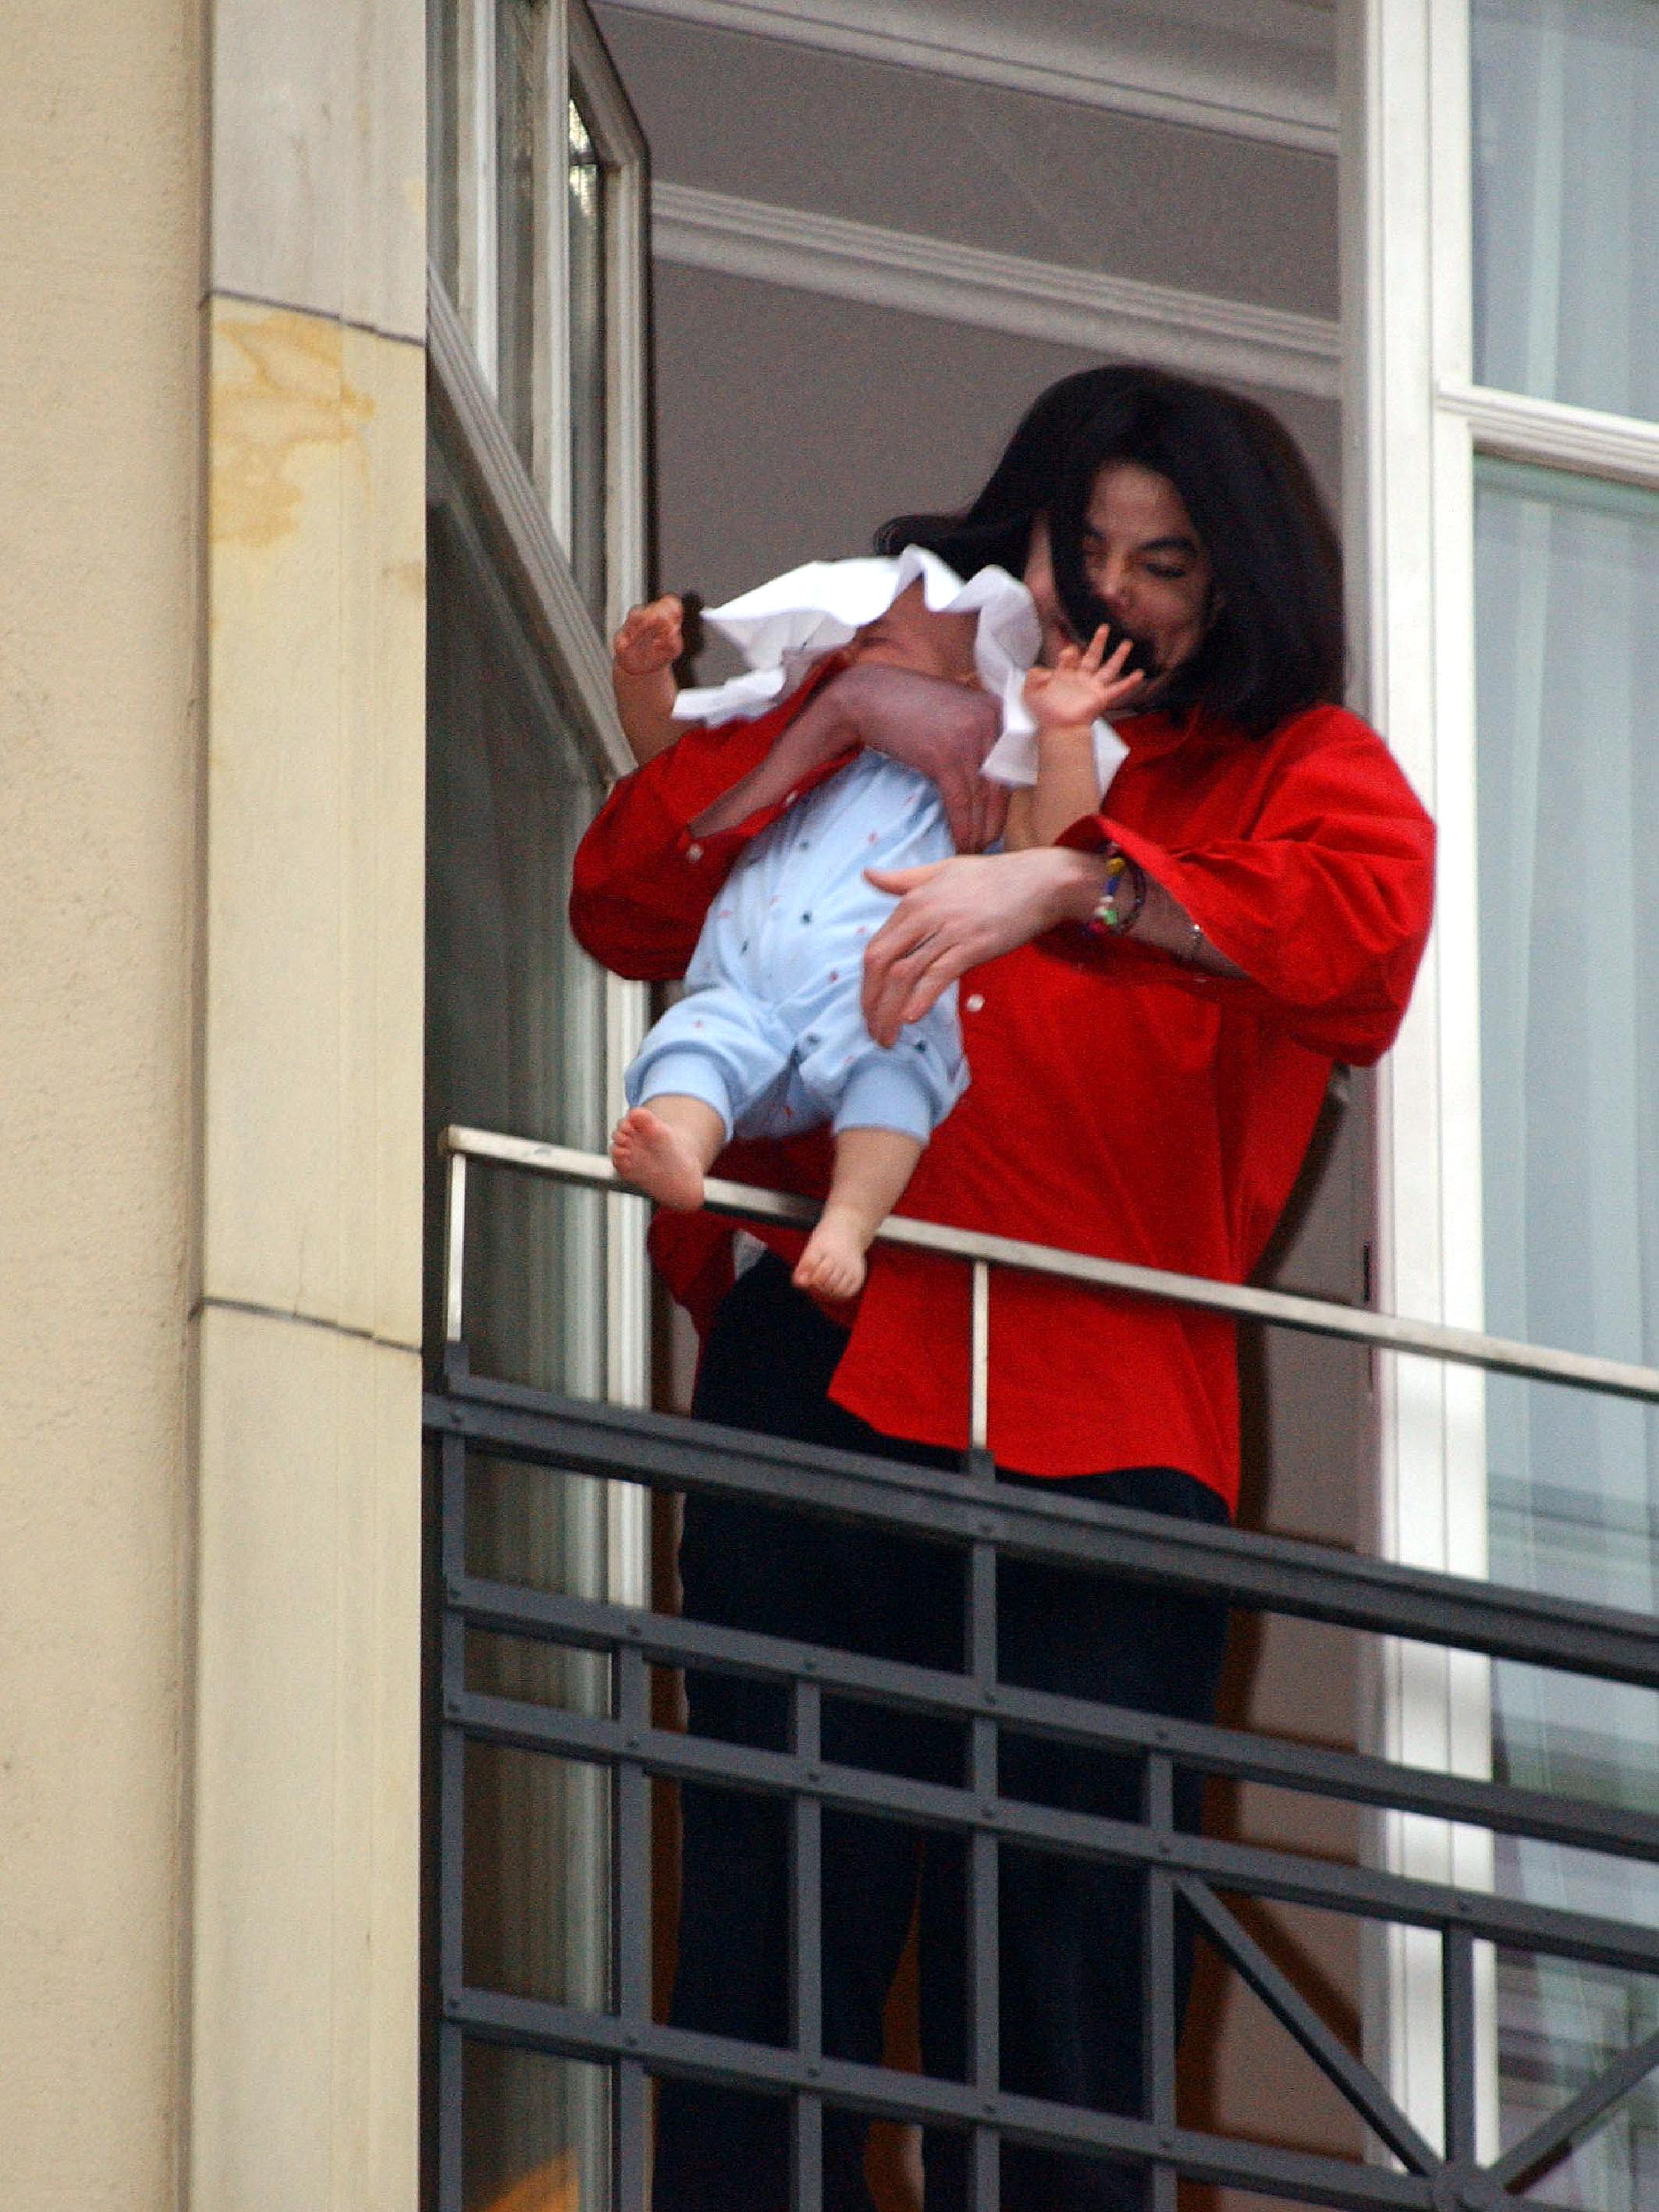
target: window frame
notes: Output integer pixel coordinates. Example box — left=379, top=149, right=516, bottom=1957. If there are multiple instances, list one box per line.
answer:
left=427, top=0, right=651, bottom=1599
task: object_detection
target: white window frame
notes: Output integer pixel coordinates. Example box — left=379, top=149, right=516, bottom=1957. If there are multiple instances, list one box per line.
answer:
left=428, top=0, right=652, bottom=1602
left=1345, top=0, right=1659, bottom=2159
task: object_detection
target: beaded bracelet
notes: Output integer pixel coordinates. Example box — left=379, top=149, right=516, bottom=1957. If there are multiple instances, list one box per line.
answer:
left=1084, top=847, right=1146, bottom=936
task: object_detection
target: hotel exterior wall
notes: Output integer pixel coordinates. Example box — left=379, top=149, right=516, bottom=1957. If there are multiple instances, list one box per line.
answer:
left=1, top=3, right=428, bottom=2206
left=0, top=1, right=204, bottom=2200
left=190, top=3, right=428, bottom=2207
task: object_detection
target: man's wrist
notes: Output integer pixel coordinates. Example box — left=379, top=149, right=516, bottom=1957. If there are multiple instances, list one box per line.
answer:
left=1043, top=845, right=1114, bottom=928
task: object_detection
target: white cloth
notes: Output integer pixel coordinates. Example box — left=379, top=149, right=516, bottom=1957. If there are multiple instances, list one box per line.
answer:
left=673, top=546, right=1126, bottom=794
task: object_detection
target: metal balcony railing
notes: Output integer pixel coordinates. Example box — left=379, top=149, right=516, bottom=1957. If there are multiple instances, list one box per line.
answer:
left=427, top=1124, right=1659, bottom=2212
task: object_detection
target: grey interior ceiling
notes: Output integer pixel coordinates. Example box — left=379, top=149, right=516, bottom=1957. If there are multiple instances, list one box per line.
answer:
left=592, top=0, right=1342, bottom=622
left=651, top=266, right=1342, bottom=615
left=599, top=9, right=1338, bottom=313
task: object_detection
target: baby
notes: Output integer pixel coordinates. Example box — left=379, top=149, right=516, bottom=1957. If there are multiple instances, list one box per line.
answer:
left=608, top=551, right=1141, bottom=1298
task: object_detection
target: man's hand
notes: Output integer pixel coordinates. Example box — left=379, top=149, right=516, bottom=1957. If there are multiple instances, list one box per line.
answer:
left=830, top=663, right=1007, bottom=850
left=860, top=847, right=1108, bottom=1044
left=694, top=661, right=1008, bottom=847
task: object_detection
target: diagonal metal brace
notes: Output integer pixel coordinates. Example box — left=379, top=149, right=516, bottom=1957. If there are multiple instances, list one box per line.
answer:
left=1174, top=1876, right=1441, bottom=2176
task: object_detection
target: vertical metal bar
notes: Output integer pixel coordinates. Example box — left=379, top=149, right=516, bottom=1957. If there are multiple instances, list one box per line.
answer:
left=967, top=1793, right=1000, bottom=2212
left=966, top=1527, right=999, bottom=2212
left=437, top=2020, right=466, bottom=2212
left=790, top=1678, right=824, bottom=2212
left=443, top=1146, right=469, bottom=1347
left=439, top=1432, right=468, bottom=2212
left=616, top=2060, right=648, bottom=2212
left=1442, top=1923, right=1478, bottom=2168
left=969, top=1258, right=990, bottom=1455
left=1143, top=1752, right=1178, bottom=2212
left=616, top=1644, right=652, bottom=2212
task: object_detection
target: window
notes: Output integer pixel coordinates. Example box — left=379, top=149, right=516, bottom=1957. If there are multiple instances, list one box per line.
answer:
left=428, top=0, right=645, bottom=626
left=424, top=9, right=649, bottom=2206
left=1358, top=0, right=1659, bottom=2186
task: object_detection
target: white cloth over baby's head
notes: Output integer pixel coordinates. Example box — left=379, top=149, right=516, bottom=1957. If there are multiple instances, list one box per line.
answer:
left=672, top=545, right=1124, bottom=793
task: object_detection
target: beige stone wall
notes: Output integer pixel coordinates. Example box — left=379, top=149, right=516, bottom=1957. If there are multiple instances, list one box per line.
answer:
left=1, top=2, right=429, bottom=2204
left=189, top=5, right=428, bottom=2207
left=0, top=2, right=204, bottom=2202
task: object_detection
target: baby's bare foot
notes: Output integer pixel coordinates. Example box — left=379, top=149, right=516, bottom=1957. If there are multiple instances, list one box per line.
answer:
left=611, top=1107, right=707, bottom=1211
left=793, top=1213, right=869, bottom=1301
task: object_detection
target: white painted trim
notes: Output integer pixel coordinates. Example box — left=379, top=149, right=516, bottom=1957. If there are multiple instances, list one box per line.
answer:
left=569, top=0, right=652, bottom=635
left=428, top=265, right=635, bottom=775
left=596, top=0, right=1338, bottom=154
left=459, top=0, right=499, bottom=391
left=652, top=181, right=1341, bottom=401
left=1345, top=0, right=1497, bottom=2161
left=1439, top=379, right=1659, bottom=492
left=545, top=0, right=574, bottom=534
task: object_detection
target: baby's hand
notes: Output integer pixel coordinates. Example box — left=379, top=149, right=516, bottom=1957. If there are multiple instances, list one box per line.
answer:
left=613, top=595, right=684, bottom=677
left=1023, top=626, right=1145, bottom=732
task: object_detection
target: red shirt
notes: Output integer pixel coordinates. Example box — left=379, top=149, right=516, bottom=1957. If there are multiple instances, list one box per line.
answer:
left=570, top=680, right=1435, bottom=1511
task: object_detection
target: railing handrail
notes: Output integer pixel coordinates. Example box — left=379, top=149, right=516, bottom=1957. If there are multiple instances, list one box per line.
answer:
left=440, top=1124, right=1659, bottom=1408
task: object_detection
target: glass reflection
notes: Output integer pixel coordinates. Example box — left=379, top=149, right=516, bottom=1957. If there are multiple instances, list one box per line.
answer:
left=426, top=496, right=609, bottom=1394
left=567, top=93, right=609, bottom=622
left=1476, top=456, right=1659, bottom=2203
left=463, top=2043, right=610, bottom=2212
left=1473, top=0, right=1659, bottom=421
left=429, top=471, right=617, bottom=2205
left=428, top=0, right=463, bottom=304
left=497, top=0, right=548, bottom=481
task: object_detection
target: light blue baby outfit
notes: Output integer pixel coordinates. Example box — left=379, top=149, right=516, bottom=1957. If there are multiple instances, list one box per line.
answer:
left=625, top=749, right=966, bottom=1145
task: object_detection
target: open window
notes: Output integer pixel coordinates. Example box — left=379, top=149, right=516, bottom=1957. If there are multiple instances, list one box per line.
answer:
left=424, top=6, right=651, bottom=2203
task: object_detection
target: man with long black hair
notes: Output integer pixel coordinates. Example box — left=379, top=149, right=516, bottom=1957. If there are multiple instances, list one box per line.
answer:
left=573, top=364, right=1434, bottom=2211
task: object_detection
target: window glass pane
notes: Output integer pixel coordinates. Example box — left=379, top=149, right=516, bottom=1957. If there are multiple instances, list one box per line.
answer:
left=428, top=466, right=619, bottom=2211
left=1476, top=456, right=1659, bottom=2202
left=425, top=492, right=610, bottom=1398
left=1472, top=0, right=1659, bottom=421
left=461, top=2041, right=611, bottom=2212
left=567, top=91, right=609, bottom=623
left=496, top=0, right=548, bottom=485
left=427, top=0, right=462, bottom=303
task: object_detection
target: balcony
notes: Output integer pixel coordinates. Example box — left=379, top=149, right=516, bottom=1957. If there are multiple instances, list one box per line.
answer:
left=426, top=1128, right=1659, bottom=2212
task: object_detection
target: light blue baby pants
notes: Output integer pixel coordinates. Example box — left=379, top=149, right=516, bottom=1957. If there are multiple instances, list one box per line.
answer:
left=625, top=751, right=968, bottom=1144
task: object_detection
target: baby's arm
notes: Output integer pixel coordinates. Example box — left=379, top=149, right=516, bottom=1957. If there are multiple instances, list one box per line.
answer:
left=1016, top=627, right=1146, bottom=848
left=613, top=595, right=684, bottom=765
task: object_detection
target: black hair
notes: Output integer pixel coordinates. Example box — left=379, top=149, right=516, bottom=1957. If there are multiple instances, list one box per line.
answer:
left=878, top=364, right=1345, bottom=738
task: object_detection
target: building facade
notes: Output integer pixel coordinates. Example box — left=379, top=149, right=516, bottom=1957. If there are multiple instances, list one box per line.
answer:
left=5, top=2, right=1657, bottom=2207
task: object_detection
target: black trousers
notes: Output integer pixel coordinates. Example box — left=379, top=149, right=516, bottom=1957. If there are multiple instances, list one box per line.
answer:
left=654, top=1257, right=1231, bottom=2212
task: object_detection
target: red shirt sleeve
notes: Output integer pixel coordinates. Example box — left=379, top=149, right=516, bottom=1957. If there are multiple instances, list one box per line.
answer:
left=1060, top=708, right=1436, bottom=1064
left=569, top=657, right=853, bottom=982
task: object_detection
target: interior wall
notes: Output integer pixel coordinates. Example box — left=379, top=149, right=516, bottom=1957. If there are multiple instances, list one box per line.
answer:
left=652, top=262, right=1342, bottom=612
left=0, top=2, right=203, bottom=2201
